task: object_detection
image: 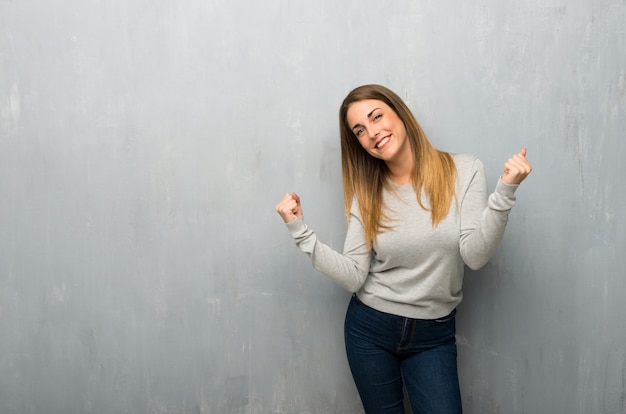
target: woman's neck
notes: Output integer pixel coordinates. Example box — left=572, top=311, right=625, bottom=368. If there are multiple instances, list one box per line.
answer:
left=388, top=170, right=412, bottom=185
left=386, top=147, right=414, bottom=185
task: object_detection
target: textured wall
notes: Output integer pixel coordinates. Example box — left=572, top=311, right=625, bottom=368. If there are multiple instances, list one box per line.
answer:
left=0, top=1, right=624, bottom=413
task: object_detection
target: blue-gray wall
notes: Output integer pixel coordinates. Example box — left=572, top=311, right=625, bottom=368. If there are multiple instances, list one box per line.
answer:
left=1, top=1, right=624, bottom=413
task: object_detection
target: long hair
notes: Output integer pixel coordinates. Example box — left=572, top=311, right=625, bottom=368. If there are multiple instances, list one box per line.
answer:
left=339, top=84, right=457, bottom=248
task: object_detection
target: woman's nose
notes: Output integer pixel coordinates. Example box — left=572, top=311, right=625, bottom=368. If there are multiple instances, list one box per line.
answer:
left=368, top=127, right=380, bottom=139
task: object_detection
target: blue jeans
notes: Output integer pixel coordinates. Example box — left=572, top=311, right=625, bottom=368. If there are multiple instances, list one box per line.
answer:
left=344, top=295, right=462, bottom=414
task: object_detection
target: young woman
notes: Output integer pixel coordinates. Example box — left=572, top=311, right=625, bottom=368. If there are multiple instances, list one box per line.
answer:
left=275, top=84, right=532, bottom=413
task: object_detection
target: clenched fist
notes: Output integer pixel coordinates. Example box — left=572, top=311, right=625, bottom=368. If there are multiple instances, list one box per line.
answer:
left=275, top=192, right=303, bottom=223
left=501, top=148, right=533, bottom=185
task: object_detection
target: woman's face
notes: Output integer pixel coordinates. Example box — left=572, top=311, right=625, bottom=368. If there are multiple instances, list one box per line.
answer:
left=346, top=99, right=410, bottom=164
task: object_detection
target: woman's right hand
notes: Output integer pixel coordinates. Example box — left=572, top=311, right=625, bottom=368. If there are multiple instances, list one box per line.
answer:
left=275, top=192, right=303, bottom=223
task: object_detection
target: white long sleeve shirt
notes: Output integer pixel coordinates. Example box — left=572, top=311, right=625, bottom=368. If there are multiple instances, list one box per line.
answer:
left=286, top=154, right=518, bottom=319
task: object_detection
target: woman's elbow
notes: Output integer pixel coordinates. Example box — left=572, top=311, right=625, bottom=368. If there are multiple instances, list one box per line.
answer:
left=342, top=276, right=366, bottom=293
left=464, top=257, right=489, bottom=271
left=461, top=245, right=493, bottom=271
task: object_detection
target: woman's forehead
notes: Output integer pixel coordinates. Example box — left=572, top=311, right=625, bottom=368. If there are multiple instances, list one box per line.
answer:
left=346, top=99, right=389, bottom=123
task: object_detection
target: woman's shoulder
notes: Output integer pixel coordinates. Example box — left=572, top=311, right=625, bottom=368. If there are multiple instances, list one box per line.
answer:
left=452, top=153, right=483, bottom=172
left=451, top=153, right=486, bottom=191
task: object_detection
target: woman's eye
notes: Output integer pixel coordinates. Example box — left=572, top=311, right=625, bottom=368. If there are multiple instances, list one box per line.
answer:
left=373, top=113, right=382, bottom=120
left=355, top=128, right=364, bottom=137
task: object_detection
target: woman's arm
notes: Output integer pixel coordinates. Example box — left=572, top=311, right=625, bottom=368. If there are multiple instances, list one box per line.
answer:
left=277, top=193, right=371, bottom=292
left=459, top=150, right=532, bottom=269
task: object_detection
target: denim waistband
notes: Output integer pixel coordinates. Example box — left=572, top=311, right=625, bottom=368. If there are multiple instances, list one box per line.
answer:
left=351, top=293, right=457, bottom=322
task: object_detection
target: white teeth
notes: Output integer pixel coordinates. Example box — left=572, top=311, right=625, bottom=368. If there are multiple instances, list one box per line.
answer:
left=376, top=137, right=390, bottom=149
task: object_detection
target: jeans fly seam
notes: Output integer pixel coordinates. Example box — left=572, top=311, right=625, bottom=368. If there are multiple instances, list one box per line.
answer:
left=397, top=318, right=414, bottom=351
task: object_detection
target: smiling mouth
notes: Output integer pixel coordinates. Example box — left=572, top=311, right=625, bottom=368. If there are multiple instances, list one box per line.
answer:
left=375, top=136, right=391, bottom=149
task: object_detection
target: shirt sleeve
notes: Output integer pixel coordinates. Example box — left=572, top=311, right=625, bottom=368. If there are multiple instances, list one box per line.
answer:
left=459, top=159, right=519, bottom=270
left=285, top=207, right=371, bottom=292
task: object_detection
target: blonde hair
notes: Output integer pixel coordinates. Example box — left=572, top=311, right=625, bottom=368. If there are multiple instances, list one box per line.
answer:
left=339, top=84, right=457, bottom=248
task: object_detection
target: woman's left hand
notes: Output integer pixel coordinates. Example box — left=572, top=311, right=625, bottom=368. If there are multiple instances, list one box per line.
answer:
left=501, top=148, right=533, bottom=185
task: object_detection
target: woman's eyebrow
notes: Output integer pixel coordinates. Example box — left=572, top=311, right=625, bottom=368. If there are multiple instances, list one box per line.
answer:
left=351, top=108, right=381, bottom=130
